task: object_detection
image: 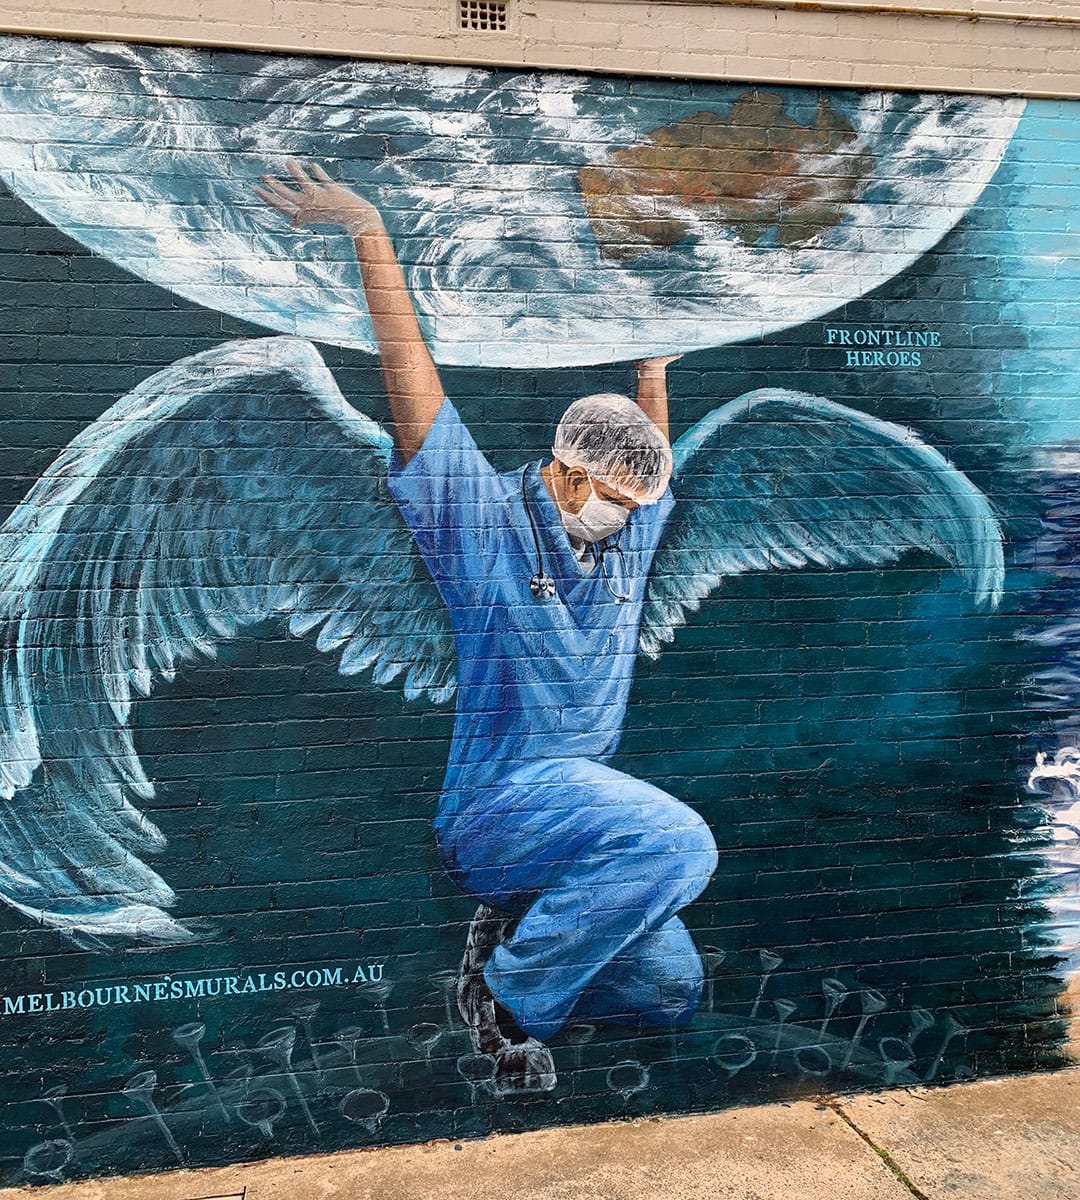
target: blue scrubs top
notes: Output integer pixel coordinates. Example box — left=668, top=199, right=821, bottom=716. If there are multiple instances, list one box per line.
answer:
left=388, top=399, right=674, bottom=835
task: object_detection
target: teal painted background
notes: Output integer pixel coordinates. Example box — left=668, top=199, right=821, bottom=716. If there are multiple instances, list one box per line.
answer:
left=0, top=36, right=1075, bottom=1185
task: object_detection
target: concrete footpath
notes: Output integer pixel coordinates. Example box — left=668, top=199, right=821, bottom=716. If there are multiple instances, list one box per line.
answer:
left=3, top=1066, right=1079, bottom=1200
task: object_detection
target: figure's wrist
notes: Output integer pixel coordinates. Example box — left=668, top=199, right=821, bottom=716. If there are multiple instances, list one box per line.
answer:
left=341, top=201, right=385, bottom=238
left=636, top=354, right=683, bottom=380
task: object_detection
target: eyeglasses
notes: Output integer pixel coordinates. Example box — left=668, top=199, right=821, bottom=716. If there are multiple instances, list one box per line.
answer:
left=593, top=538, right=631, bottom=603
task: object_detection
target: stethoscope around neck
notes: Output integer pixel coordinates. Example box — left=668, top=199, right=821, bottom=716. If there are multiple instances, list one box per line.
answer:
left=522, top=467, right=631, bottom=604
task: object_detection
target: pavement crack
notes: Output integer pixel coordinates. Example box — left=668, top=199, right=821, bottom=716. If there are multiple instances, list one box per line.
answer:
left=825, top=1099, right=930, bottom=1200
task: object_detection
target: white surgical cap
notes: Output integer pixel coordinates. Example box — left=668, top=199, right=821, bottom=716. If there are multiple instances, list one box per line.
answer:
left=552, top=393, right=672, bottom=503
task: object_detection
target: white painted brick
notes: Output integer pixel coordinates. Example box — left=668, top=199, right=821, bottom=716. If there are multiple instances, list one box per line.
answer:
left=675, top=24, right=749, bottom=57
left=0, top=3, right=1076, bottom=112
left=337, top=4, right=435, bottom=36
left=988, top=44, right=1051, bottom=71
left=200, top=0, right=277, bottom=27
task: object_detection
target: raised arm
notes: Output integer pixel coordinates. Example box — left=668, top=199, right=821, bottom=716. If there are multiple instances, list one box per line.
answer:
left=634, top=355, right=681, bottom=445
left=255, top=160, right=444, bottom=462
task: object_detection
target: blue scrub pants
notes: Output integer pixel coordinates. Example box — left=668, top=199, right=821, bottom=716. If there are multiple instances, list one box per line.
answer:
left=440, top=758, right=719, bottom=1043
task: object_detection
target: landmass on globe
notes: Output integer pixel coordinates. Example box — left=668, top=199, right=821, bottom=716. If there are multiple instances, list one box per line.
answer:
left=578, top=90, right=876, bottom=263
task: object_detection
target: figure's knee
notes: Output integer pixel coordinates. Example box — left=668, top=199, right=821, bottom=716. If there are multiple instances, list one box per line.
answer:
left=681, top=808, right=719, bottom=879
left=646, top=802, right=718, bottom=904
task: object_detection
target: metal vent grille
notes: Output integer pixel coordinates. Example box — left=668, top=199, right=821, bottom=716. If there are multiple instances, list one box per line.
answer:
left=458, top=0, right=509, bottom=32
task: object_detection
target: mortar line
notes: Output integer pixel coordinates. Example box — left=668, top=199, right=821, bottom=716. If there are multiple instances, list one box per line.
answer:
left=825, top=1098, right=931, bottom=1200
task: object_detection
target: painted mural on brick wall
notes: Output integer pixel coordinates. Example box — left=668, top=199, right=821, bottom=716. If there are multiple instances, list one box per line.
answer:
left=0, top=33, right=1076, bottom=1184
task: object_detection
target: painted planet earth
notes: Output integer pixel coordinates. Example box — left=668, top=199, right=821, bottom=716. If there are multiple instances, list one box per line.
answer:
left=0, top=36, right=1024, bottom=367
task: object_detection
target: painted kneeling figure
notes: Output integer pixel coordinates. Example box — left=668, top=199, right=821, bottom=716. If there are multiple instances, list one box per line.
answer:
left=256, top=160, right=718, bottom=1092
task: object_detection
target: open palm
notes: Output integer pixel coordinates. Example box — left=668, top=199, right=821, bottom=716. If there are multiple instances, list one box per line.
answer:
left=255, top=158, right=383, bottom=236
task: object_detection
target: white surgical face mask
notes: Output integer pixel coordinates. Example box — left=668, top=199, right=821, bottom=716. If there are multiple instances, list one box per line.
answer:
left=559, top=477, right=631, bottom=545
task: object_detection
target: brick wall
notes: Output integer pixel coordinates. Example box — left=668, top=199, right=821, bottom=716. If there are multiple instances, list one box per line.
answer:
left=0, top=30, right=1077, bottom=1188
left=1, top=0, right=1080, bottom=96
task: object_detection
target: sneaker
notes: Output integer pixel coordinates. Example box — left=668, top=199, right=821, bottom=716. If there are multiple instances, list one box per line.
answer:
left=456, top=904, right=558, bottom=1094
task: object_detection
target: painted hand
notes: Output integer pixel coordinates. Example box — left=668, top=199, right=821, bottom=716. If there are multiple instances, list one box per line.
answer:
left=254, top=158, right=384, bottom=237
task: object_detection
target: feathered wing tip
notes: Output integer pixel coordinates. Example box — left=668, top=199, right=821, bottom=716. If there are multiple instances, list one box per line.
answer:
left=0, top=335, right=455, bottom=947
left=0, top=774, right=196, bottom=949
left=911, top=452, right=1004, bottom=611
left=0, top=893, right=200, bottom=952
left=641, top=387, right=1006, bottom=658
left=964, top=506, right=1006, bottom=611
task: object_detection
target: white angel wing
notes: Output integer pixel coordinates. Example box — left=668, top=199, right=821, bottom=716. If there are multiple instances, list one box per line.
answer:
left=0, top=336, right=454, bottom=946
left=640, top=388, right=1005, bottom=658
